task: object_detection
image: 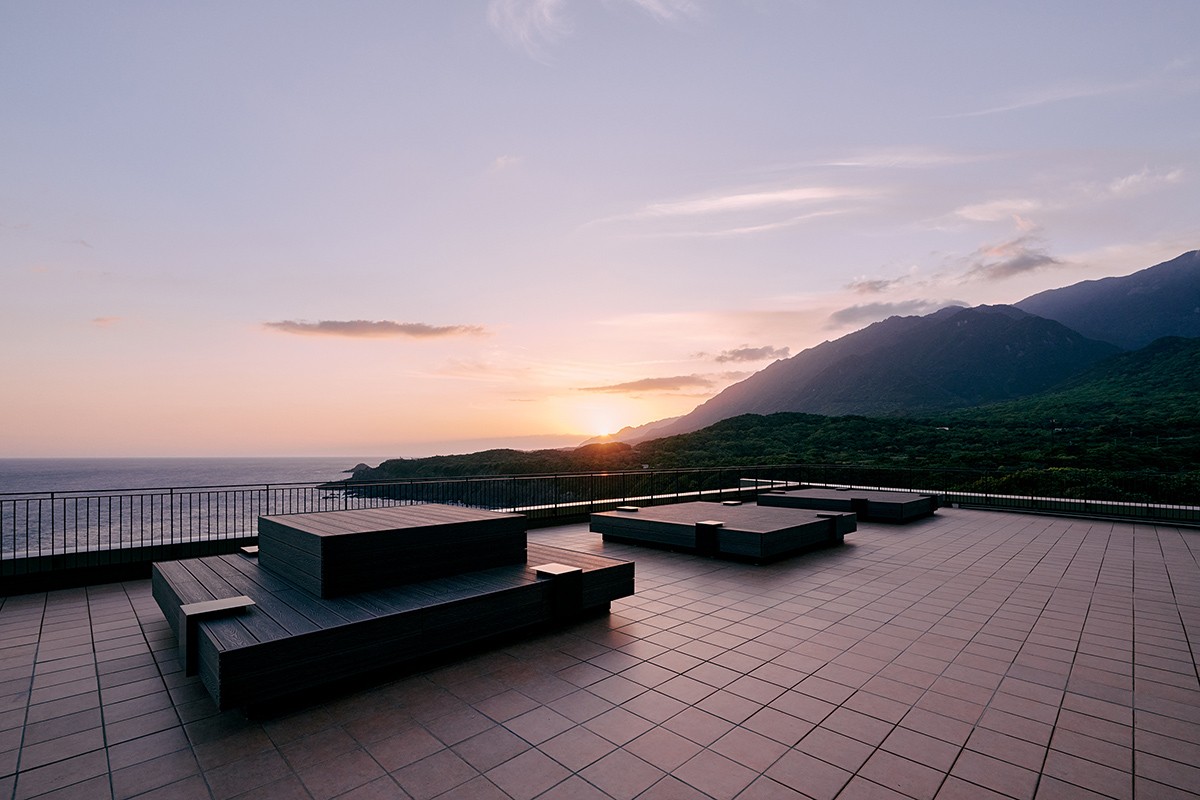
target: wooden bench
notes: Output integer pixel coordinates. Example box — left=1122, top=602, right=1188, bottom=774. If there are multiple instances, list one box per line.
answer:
left=758, top=487, right=939, bottom=522
left=257, top=505, right=527, bottom=597
left=590, top=501, right=855, bottom=562
left=153, top=525, right=633, bottom=710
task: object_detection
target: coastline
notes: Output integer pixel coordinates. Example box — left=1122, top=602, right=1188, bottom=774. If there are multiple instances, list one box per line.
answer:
left=0, top=456, right=383, bottom=494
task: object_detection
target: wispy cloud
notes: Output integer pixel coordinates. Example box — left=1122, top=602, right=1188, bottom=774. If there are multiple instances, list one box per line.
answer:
left=487, top=0, right=569, bottom=59
left=946, top=165, right=1184, bottom=231
left=590, top=182, right=874, bottom=238
left=596, top=308, right=840, bottom=356
left=432, top=359, right=533, bottom=382
left=91, top=316, right=121, bottom=328
left=846, top=276, right=906, bottom=294
left=578, top=374, right=715, bottom=394
left=490, top=154, right=522, bottom=172
left=648, top=209, right=850, bottom=238
left=962, top=234, right=1064, bottom=281
left=814, top=148, right=994, bottom=169
left=636, top=186, right=862, bottom=219
left=625, top=0, right=697, bottom=21
left=955, top=198, right=1042, bottom=223
left=847, top=221, right=1069, bottom=295
left=264, top=320, right=486, bottom=339
left=826, top=300, right=954, bottom=328
left=1104, top=167, right=1184, bottom=198
left=489, top=0, right=696, bottom=58
left=943, top=78, right=1147, bottom=118
left=712, top=345, right=790, bottom=363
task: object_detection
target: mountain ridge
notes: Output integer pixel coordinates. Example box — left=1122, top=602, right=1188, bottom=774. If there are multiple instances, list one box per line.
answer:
left=622, top=304, right=1119, bottom=442
left=1015, top=250, right=1200, bottom=349
left=609, top=251, right=1198, bottom=444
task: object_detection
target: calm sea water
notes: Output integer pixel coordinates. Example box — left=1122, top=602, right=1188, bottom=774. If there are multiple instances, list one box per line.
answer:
left=0, top=457, right=385, bottom=495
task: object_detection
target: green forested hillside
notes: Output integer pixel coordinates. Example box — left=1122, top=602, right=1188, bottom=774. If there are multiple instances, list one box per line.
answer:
left=350, top=337, right=1200, bottom=481
left=351, top=442, right=642, bottom=479
left=960, top=336, right=1200, bottom=430
left=941, top=336, right=1200, bottom=470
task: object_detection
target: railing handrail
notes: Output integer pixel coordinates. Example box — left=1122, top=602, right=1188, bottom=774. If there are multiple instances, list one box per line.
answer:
left=0, top=466, right=766, bottom=498
left=3, top=461, right=1192, bottom=498
left=4, top=463, right=1198, bottom=595
left=1, top=480, right=313, bottom=499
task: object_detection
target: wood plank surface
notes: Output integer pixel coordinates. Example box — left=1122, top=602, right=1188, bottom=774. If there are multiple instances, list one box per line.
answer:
left=203, top=556, right=322, bottom=637
left=219, top=553, right=376, bottom=625
left=590, top=501, right=828, bottom=534
left=152, top=536, right=634, bottom=710
left=590, top=501, right=853, bottom=562
left=759, top=488, right=938, bottom=522
left=257, top=502, right=528, bottom=597
left=260, top=504, right=523, bottom=536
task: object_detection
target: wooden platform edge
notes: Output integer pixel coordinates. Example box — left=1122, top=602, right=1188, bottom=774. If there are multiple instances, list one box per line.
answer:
left=153, top=545, right=634, bottom=711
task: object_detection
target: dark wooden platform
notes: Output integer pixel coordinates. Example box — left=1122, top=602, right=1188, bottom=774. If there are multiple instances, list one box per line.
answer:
left=153, top=504, right=633, bottom=709
left=258, top=505, right=526, bottom=597
left=590, top=501, right=855, bottom=562
left=152, top=541, right=633, bottom=710
left=758, top=487, right=939, bottom=522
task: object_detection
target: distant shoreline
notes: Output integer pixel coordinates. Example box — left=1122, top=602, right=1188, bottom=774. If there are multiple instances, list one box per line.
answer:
left=0, top=456, right=377, bottom=495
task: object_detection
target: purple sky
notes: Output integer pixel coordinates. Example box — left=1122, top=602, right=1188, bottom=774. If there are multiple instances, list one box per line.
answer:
left=2, top=1, right=1197, bottom=456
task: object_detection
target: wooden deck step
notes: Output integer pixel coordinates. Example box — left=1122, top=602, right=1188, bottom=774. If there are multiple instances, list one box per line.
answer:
left=153, top=533, right=633, bottom=710
left=590, top=501, right=855, bottom=562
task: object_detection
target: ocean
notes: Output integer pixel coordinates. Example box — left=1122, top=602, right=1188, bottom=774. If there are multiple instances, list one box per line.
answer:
left=0, top=457, right=385, bottom=495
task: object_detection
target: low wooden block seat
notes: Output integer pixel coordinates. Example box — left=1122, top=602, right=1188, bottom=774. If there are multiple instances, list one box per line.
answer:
left=152, top=540, right=633, bottom=710
left=759, top=487, right=939, bottom=522
left=590, top=501, right=855, bottom=562
left=257, top=504, right=526, bottom=597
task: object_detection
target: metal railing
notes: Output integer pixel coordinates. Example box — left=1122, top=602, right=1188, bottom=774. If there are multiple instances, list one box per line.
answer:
left=0, top=466, right=771, bottom=561
left=772, top=464, right=1199, bottom=525
left=3, top=464, right=1197, bottom=589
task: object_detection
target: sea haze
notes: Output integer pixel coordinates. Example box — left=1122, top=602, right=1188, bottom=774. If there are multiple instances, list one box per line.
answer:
left=0, top=457, right=382, bottom=494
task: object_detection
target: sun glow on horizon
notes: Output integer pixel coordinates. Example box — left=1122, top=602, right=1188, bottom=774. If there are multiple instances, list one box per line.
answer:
left=567, top=397, right=643, bottom=440
left=589, top=415, right=621, bottom=439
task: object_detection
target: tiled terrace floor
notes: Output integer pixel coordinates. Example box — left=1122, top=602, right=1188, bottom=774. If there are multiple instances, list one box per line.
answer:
left=2, top=507, right=1200, bottom=800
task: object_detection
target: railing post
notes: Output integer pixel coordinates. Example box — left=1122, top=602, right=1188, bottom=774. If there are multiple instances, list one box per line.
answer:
left=48, top=491, right=55, bottom=556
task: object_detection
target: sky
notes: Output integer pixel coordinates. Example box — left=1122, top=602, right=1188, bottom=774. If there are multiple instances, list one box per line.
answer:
left=2, top=1, right=1198, bottom=458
